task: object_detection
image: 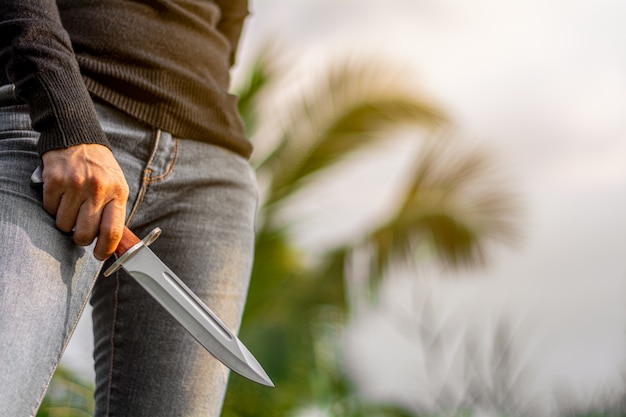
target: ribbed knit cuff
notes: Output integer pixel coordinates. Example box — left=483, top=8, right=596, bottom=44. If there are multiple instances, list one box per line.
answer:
left=16, top=68, right=111, bottom=155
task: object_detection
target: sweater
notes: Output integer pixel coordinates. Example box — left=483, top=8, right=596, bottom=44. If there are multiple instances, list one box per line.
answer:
left=0, top=0, right=252, bottom=158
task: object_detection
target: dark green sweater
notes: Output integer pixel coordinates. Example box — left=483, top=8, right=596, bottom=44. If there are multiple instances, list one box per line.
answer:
left=0, top=0, right=252, bottom=158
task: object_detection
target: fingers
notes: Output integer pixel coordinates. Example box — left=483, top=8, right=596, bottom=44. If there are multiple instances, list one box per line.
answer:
left=93, top=200, right=126, bottom=261
left=41, top=144, right=130, bottom=260
left=48, top=191, right=81, bottom=233
left=73, top=200, right=103, bottom=247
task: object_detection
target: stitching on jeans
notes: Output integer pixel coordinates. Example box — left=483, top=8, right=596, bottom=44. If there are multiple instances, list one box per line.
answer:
left=125, top=129, right=161, bottom=225
left=105, top=271, right=121, bottom=417
left=144, top=129, right=162, bottom=178
left=149, top=138, right=179, bottom=183
left=29, top=264, right=102, bottom=417
left=126, top=169, right=150, bottom=227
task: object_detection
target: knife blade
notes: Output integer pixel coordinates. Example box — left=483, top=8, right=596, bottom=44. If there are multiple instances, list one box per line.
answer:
left=104, top=227, right=274, bottom=387
left=30, top=166, right=274, bottom=387
left=105, top=227, right=274, bottom=387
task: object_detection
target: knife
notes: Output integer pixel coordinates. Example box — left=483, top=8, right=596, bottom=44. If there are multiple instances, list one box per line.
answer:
left=31, top=166, right=274, bottom=387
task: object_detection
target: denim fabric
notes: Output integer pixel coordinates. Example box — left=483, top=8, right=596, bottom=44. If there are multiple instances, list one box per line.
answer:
left=0, top=84, right=258, bottom=417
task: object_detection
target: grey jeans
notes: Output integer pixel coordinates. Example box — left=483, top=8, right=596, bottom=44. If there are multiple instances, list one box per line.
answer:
left=0, top=84, right=258, bottom=417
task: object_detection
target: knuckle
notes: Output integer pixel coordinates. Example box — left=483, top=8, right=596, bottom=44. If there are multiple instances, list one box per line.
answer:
left=89, top=175, right=104, bottom=188
left=73, top=220, right=97, bottom=246
left=73, top=231, right=94, bottom=246
left=119, top=183, right=130, bottom=199
left=93, top=178, right=128, bottom=204
left=65, top=171, right=85, bottom=188
left=105, top=225, right=124, bottom=243
left=111, top=177, right=129, bottom=198
left=42, top=167, right=63, bottom=184
left=43, top=201, right=57, bottom=216
left=55, top=218, right=72, bottom=233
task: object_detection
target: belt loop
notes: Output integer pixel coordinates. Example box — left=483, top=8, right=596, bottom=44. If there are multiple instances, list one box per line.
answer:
left=0, top=84, right=18, bottom=105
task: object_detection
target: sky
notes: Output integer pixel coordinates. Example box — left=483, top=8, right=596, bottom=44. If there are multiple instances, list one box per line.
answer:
left=63, top=0, right=626, bottom=414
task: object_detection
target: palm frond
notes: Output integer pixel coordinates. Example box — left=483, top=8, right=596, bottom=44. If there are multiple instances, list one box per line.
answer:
left=369, top=139, right=521, bottom=274
left=236, top=42, right=284, bottom=138
left=258, top=59, right=446, bottom=207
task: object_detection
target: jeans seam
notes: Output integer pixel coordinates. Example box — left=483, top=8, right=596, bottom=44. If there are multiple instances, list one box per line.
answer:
left=125, top=129, right=161, bottom=225
left=126, top=172, right=150, bottom=227
left=125, top=130, right=178, bottom=227
left=30, top=265, right=102, bottom=417
left=149, top=138, right=178, bottom=183
left=105, top=272, right=122, bottom=417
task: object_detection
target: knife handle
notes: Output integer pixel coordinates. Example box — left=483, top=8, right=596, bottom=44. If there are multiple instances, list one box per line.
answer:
left=106, top=227, right=162, bottom=277
left=115, top=226, right=141, bottom=258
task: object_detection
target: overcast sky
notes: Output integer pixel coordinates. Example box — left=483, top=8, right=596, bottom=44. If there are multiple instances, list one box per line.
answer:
left=64, top=1, right=626, bottom=412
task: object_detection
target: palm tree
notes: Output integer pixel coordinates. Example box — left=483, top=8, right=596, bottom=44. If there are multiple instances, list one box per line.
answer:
left=222, top=47, right=519, bottom=417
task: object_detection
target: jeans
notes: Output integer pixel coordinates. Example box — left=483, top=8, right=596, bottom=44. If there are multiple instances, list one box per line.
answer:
left=0, top=84, right=258, bottom=416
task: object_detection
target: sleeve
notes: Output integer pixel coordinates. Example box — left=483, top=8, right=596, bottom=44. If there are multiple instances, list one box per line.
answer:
left=214, top=0, right=249, bottom=66
left=0, top=0, right=110, bottom=155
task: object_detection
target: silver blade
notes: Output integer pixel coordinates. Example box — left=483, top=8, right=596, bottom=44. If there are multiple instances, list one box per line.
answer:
left=119, top=245, right=274, bottom=387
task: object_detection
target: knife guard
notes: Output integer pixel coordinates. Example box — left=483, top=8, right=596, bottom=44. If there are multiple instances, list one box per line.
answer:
left=104, top=227, right=161, bottom=277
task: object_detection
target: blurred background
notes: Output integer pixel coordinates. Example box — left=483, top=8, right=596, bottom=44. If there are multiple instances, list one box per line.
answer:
left=39, top=0, right=626, bottom=416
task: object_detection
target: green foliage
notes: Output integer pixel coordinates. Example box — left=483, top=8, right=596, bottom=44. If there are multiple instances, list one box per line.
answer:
left=256, top=61, right=446, bottom=207
left=36, top=368, right=93, bottom=417
left=368, top=140, right=520, bottom=278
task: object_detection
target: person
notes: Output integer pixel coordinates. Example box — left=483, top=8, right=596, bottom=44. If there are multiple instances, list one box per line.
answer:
left=0, top=1, right=257, bottom=416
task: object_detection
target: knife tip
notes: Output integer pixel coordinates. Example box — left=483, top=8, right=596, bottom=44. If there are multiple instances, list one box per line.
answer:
left=237, top=339, right=275, bottom=387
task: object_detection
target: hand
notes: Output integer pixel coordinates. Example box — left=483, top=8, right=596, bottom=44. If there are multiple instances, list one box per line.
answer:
left=41, top=144, right=129, bottom=261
